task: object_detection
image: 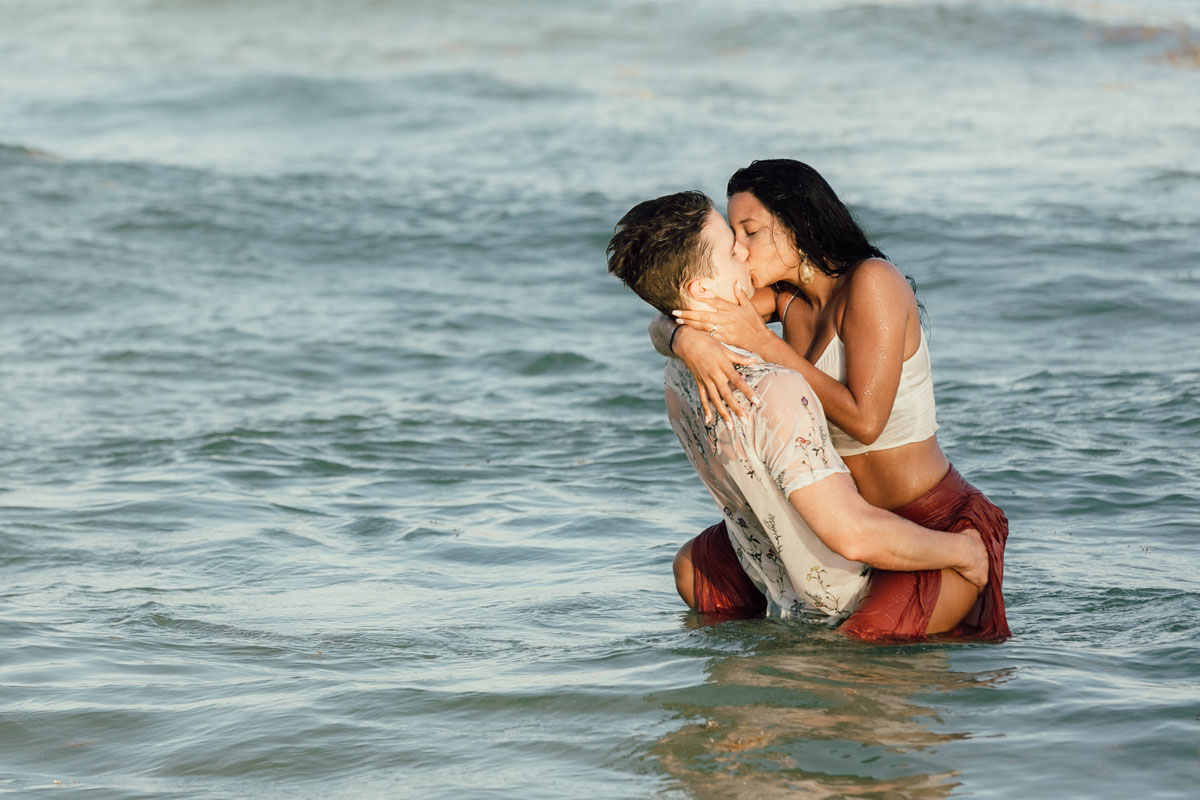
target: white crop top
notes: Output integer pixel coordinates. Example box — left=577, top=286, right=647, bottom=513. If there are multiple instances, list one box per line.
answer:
left=811, top=330, right=939, bottom=457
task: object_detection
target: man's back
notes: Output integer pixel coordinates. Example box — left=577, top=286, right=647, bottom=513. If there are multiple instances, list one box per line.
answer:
left=664, top=354, right=871, bottom=620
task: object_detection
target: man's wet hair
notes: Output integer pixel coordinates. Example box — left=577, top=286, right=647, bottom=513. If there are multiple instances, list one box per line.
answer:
left=606, top=190, right=714, bottom=315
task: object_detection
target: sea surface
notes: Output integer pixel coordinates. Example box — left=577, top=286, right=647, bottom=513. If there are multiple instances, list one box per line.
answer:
left=2, top=1, right=1198, bottom=797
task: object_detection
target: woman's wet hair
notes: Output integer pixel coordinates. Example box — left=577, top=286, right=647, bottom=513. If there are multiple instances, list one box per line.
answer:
left=727, top=159, right=887, bottom=278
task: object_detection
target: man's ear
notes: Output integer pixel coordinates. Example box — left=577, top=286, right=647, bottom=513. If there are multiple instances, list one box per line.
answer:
left=683, top=277, right=712, bottom=302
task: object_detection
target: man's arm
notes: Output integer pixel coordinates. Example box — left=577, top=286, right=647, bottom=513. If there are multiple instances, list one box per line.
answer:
left=789, top=473, right=988, bottom=586
left=648, top=313, right=678, bottom=358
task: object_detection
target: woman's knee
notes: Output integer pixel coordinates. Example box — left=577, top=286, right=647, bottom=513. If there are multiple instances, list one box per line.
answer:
left=673, top=538, right=697, bottom=609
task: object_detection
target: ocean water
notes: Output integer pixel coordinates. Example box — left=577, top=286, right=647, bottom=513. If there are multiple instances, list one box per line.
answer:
left=2, top=1, right=1198, bottom=797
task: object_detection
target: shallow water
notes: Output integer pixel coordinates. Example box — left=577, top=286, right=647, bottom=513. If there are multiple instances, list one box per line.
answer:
left=2, top=1, right=1198, bottom=797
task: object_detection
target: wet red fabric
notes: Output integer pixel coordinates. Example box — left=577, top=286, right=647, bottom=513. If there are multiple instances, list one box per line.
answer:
left=691, top=521, right=766, bottom=619
left=840, top=466, right=1011, bottom=642
left=689, top=466, right=1010, bottom=640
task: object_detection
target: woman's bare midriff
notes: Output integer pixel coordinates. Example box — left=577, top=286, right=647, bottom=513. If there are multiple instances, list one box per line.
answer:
left=841, top=436, right=950, bottom=511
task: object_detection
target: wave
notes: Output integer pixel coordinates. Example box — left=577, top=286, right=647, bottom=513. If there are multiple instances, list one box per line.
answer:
left=1010, top=0, right=1200, bottom=30
left=0, top=142, right=62, bottom=163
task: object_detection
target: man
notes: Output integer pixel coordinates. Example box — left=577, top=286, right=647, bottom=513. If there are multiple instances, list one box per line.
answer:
left=607, top=191, right=986, bottom=634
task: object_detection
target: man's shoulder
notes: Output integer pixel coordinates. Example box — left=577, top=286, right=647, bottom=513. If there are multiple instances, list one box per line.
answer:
left=744, top=363, right=827, bottom=430
left=664, top=355, right=818, bottom=418
left=663, top=354, right=815, bottom=397
left=738, top=360, right=813, bottom=393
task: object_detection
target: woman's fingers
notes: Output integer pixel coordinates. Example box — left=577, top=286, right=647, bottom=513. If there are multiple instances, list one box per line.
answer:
left=699, top=297, right=744, bottom=326
left=694, top=381, right=714, bottom=425
left=726, top=367, right=759, bottom=407
left=673, top=319, right=759, bottom=422
left=733, top=282, right=752, bottom=305
left=673, top=310, right=724, bottom=335
left=672, top=309, right=718, bottom=325
left=695, top=371, right=750, bottom=427
left=676, top=317, right=724, bottom=339
left=708, top=376, right=746, bottom=425
left=676, top=317, right=716, bottom=334
left=706, top=379, right=737, bottom=428
left=699, top=381, right=737, bottom=428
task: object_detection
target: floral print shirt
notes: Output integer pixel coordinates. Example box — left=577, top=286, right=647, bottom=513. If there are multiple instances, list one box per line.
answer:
left=664, top=350, right=871, bottom=622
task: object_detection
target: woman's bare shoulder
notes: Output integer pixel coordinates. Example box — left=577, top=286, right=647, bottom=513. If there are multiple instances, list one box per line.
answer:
left=848, top=258, right=909, bottom=290
left=844, top=259, right=918, bottom=311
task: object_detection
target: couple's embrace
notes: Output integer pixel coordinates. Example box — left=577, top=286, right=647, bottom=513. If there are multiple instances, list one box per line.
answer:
left=607, top=159, right=1009, bottom=640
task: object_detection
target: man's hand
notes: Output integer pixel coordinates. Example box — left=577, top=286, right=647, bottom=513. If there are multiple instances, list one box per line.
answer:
left=956, top=528, right=989, bottom=588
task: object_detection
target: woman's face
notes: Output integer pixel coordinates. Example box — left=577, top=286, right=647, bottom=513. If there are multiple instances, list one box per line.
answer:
left=727, top=191, right=800, bottom=287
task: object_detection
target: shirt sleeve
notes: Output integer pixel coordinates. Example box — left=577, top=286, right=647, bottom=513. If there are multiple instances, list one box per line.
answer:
left=752, top=371, right=848, bottom=496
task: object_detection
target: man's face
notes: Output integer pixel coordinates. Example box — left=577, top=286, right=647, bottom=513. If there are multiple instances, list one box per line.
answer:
left=696, top=208, right=751, bottom=305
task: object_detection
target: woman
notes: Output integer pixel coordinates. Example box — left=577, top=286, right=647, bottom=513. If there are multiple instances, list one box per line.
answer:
left=653, top=159, right=1009, bottom=640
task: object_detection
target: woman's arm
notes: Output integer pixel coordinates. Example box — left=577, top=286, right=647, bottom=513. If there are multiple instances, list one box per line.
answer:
left=670, top=286, right=862, bottom=432
left=824, top=260, right=914, bottom=443
left=750, top=283, right=780, bottom=321
left=649, top=314, right=757, bottom=427
left=753, top=369, right=982, bottom=585
left=790, top=472, right=988, bottom=587
left=651, top=285, right=776, bottom=356
left=675, top=260, right=917, bottom=445
left=647, top=285, right=778, bottom=426
left=671, top=327, right=758, bottom=426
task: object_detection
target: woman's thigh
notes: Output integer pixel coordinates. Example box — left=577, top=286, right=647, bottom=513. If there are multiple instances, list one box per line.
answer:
left=925, top=568, right=981, bottom=635
left=842, top=566, right=979, bottom=639
left=672, top=538, right=697, bottom=609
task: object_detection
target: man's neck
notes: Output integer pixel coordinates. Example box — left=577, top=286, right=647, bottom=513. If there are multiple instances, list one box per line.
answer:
left=682, top=299, right=718, bottom=313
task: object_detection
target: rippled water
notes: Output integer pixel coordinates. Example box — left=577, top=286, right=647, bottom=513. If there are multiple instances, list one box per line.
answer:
left=2, top=1, right=1198, bottom=797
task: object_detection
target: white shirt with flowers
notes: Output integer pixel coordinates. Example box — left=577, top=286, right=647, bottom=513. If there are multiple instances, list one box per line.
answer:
left=664, top=349, right=871, bottom=622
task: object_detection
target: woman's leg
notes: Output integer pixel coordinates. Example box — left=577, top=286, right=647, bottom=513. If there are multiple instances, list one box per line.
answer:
left=842, top=465, right=1008, bottom=641
left=679, top=522, right=767, bottom=617
left=673, top=537, right=697, bottom=609
left=842, top=563, right=981, bottom=639
left=925, top=568, right=982, bottom=635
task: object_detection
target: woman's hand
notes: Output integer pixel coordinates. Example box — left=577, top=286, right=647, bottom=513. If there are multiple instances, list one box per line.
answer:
left=672, top=326, right=760, bottom=427
left=672, top=284, right=773, bottom=354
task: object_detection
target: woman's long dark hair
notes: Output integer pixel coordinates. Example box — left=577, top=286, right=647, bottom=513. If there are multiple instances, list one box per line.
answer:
left=726, top=159, right=886, bottom=278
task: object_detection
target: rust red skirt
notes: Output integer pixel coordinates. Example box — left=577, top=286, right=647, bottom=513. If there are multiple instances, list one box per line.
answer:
left=690, top=465, right=1011, bottom=641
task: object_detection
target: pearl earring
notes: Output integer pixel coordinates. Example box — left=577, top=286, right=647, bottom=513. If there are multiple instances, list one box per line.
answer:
left=799, top=258, right=815, bottom=285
